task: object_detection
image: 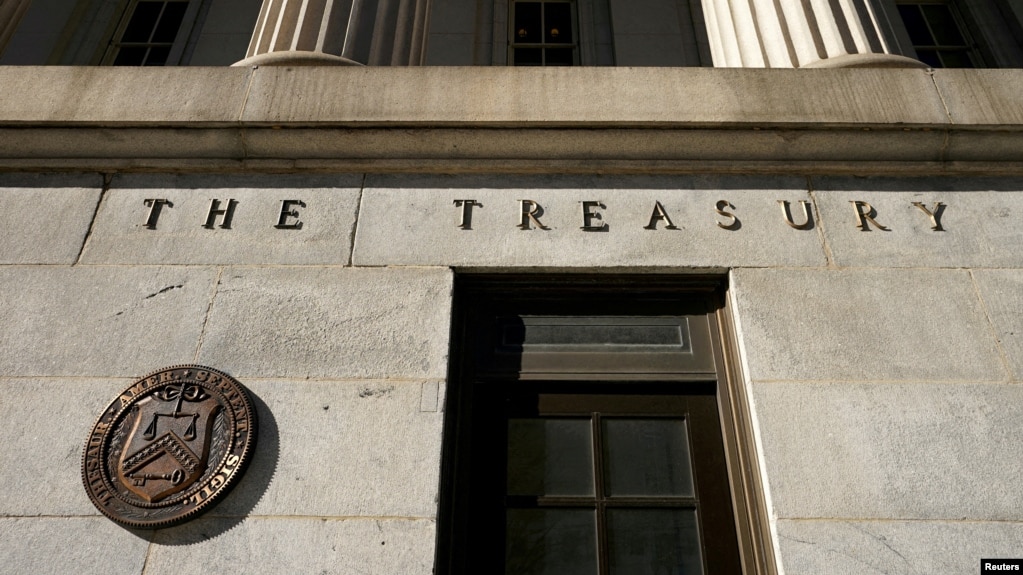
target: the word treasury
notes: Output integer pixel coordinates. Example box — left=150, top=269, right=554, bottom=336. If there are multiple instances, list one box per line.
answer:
left=141, top=197, right=949, bottom=232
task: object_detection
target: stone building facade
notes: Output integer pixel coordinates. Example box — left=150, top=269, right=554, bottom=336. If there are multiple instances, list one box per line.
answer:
left=1, top=1, right=1023, bottom=574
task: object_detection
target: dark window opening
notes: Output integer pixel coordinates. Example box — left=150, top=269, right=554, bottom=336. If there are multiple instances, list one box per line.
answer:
left=109, top=0, right=189, bottom=65
left=510, top=0, right=578, bottom=66
left=896, top=1, right=981, bottom=67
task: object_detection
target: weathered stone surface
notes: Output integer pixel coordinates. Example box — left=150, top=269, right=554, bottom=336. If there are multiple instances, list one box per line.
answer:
left=354, top=174, right=824, bottom=268
left=0, top=378, right=131, bottom=516
left=730, top=268, right=1006, bottom=382
left=777, top=519, right=1023, bottom=575
left=211, top=379, right=443, bottom=518
left=82, top=174, right=361, bottom=265
left=0, top=173, right=101, bottom=264
left=813, top=177, right=1023, bottom=268
left=0, top=266, right=217, bottom=376
left=147, top=516, right=436, bottom=575
left=934, top=69, right=1023, bottom=126
left=241, top=67, right=948, bottom=125
left=196, top=267, right=453, bottom=379
left=0, top=66, right=251, bottom=123
left=753, top=383, right=1023, bottom=521
left=0, top=517, right=149, bottom=574
left=973, top=269, right=1023, bottom=382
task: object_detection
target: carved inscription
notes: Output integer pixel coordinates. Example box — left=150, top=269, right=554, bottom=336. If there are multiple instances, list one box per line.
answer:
left=138, top=196, right=950, bottom=234
left=911, top=201, right=946, bottom=231
left=850, top=200, right=891, bottom=231
left=518, top=199, right=549, bottom=230
left=447, top=198, right=947, bottom=232
left=142, top=199, right=172, bottom=229
left=82, top=365, right=257, bottom=529
left=203, top=199, right=238, bottom=229
left=644, top=201, right=677, bottom=230
left=715, top=200, right=739, bottom=230
left=275, top=200, right=305, bottom=229
left=778, top=200, right=814, bottom=230
left=580, top=201, right=608, bottom=231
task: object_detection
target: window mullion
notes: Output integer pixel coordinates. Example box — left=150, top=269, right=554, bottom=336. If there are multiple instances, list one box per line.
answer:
left=592, top=411, right=609, bottom=575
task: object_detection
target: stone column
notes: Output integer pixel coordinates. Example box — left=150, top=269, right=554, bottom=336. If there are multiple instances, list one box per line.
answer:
left=701, top=0, right=927, bottom=68
left=235, top=0, right=428, bottom=66
left=0, top=0, right=32, bottom=58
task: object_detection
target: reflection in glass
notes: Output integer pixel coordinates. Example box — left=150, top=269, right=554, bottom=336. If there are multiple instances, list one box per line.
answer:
left=603, top=418, right=694, bottom=497
left=508, top=418, right=594, bottom=496
left=506, top=509, right=598, bottom=575
left=514, top=2, right=542, bottom=43
left=607, top=509, right=703, bottom=575
left=921, top=4, right=965, bottom=45
left=544, top=3, right=573, bottom=43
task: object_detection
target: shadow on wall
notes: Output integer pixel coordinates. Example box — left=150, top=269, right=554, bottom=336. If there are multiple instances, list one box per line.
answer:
left=126, top=389, right=280, bottom=544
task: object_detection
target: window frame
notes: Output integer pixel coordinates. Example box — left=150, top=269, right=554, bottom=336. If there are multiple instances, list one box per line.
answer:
left=507, top=0, right=580, bottom=66
left=101, top=0, right=203, bottom=65
left=880, top=0, right=1023, bottom=67
left=435, top=275, right=776, bottom=575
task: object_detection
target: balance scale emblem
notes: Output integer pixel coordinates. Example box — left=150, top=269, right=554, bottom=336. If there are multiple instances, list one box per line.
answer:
left=117, top=382, right=221, bottom=503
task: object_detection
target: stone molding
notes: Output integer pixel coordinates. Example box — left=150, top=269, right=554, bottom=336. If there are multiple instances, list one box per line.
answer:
left=0, top=67, right=1021, bottom=173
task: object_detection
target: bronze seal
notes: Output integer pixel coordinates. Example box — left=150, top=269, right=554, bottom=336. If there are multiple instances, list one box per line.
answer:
left=82, top=365, right=257, bottom=528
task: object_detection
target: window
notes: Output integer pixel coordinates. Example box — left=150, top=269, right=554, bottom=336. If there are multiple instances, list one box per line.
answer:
left=509, top=0, right=578, bottom=65
left=894, top=1, right=981, bottom=67
left=103, top=0, right=198, bottom=65
left=437, top=276, right=773, bottom=575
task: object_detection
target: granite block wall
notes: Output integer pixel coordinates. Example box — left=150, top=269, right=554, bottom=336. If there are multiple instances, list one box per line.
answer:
left=1, top=172, right=1021, bottom=574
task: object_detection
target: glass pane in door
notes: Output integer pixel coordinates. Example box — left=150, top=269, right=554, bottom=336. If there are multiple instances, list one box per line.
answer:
left=506, top=509, right=598, bottom=575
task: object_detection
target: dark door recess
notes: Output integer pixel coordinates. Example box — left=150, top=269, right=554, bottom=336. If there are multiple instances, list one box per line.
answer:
left=437, top=275, right=771, bottom=575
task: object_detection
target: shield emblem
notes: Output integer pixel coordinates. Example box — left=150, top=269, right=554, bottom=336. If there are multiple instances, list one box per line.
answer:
left=117, top=383, right=220, bottom=502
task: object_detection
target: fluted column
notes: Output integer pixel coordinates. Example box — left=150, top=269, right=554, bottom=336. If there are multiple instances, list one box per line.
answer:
left=234, top=0, right=428, bottom=66
left=0, top=0, right=32, bottom=58
left=701, top=0, right=927, bottom=68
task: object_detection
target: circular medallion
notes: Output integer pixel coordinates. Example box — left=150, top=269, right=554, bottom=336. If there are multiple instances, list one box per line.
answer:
left=82, top=365, right=257, bottom=528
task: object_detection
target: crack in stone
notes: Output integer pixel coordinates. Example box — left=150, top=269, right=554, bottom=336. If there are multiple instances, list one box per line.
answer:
left=849, top=523, right=911, bottom=566
left=144, top=284, right=184, bottom=300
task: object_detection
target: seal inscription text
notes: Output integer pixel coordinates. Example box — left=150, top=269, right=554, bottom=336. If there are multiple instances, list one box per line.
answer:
left=82, top=365, right=257, bottom=528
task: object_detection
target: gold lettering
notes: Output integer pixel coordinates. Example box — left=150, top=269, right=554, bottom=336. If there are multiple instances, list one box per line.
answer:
left=142, top=199, right=172, bottom=230
left=580, top=201, right=607, bottom=231
left=778, top=200, right=814, bottom=230
left=274, top=199, right=305, bottom=229
left=203, top=198, right=238, bottom=229
left=911, top=201, right=946, bottom=231
left=518, top=200, right=550, bottom=230
left=452, top=199, right=481, bottom=230
left=851, top=201, right=890, bottom=231
left=715, top=200, right=739, bottom=230
left=644, top=201, right=677, bottom=230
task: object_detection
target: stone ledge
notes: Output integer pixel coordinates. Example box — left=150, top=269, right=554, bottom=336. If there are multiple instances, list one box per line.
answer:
left=0, top=67, right=1020, bottom=172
